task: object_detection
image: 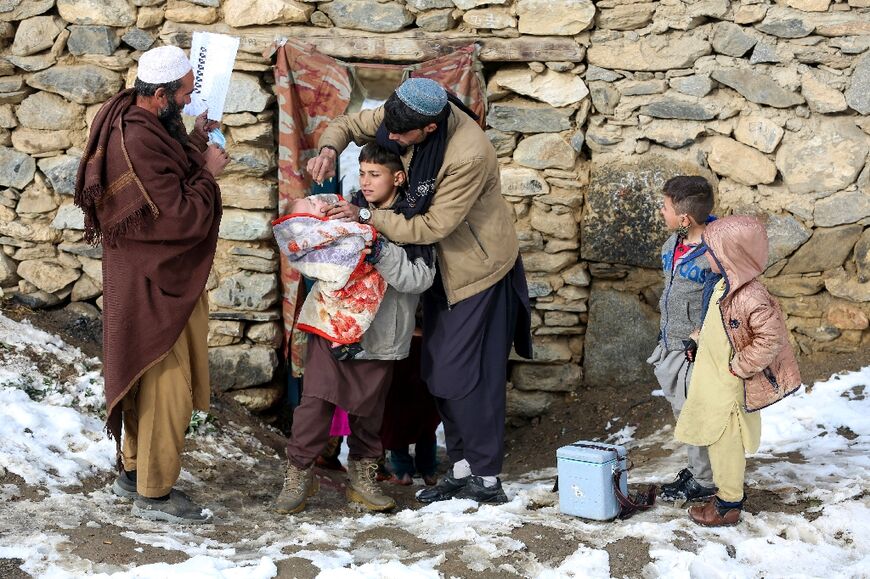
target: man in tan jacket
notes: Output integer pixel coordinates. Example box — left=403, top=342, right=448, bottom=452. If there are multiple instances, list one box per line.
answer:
left=309, top=78, right=531, bottom=504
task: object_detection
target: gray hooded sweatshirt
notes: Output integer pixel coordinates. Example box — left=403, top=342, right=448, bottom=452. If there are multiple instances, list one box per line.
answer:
left=657, top=232, right=713, bottom=352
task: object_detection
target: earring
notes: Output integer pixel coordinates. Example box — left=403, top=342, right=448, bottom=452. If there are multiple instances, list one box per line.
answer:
left=676, top=217, right=689, bottom=239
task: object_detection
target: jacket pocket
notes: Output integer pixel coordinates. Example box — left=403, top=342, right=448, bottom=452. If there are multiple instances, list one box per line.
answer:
left=762, top=368, right=780, bottom=391
left=462, top=220, right=489, bottom=261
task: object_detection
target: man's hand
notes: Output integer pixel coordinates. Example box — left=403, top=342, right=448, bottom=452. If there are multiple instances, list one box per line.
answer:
left=192, top=111, right=219, bottom=140
left=203, top=144, right=230, bottom=177
left=324, top=199, right=361, bottom=222
left=306, top=147, right=337, bottom=185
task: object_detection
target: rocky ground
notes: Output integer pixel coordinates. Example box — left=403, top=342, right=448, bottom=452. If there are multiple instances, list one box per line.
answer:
left=0, top=300, right=867, bottom=578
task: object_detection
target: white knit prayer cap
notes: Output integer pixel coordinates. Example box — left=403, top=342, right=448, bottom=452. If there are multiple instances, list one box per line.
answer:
left=137, top=45, right=192, bottom=84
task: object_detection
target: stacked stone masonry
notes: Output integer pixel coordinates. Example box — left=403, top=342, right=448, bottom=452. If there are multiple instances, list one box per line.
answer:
left=0, top=0, right=867, bottom=418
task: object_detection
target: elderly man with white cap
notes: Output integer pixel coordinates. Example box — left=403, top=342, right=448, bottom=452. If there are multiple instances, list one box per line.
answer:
left=297, top=78, right=532, bottom=508
left=74, top=45, right=229, bottom=523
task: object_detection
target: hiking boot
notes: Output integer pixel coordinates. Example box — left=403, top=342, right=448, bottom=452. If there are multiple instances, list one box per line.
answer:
left=132, top=489, right=211, bottom=524
left=416, top=472, right=469, bottom=504
left=454, top=476, right=509, bottom=505
left=276, top=462, right=319, bottom=515
left=346, top=458, right=396, bottom=512
left=688, top=497, right=742, bottom=527
left=111, top=470, right=138, bottom=499
left=660, top=468, right=716, bottom=501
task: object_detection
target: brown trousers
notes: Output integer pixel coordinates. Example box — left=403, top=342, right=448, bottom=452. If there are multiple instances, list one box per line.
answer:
left=121, top=294, right=210, bottom=498
left=287, top=395, right=385, bottom=470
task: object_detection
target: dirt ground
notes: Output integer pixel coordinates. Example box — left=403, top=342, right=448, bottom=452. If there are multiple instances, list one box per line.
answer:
left=1, top=300, right=868, bottom=578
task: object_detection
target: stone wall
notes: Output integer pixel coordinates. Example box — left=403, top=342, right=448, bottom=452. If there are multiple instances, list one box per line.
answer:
left=0, top=0, right=867, bottom=419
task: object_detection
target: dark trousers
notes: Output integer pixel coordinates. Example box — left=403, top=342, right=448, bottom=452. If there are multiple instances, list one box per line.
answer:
left=287, top=395, right=384, bottom=470
left=435, top=372, right=506, bottom=476
left=424, top=264, right=521, bottom=477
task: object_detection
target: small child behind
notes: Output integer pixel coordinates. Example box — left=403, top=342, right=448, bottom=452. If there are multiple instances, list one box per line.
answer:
left=647, top=176, right=718, bottom=502
left=380, top=334, right=441, bottom=486
left=675, top=215, right=801, bottom=526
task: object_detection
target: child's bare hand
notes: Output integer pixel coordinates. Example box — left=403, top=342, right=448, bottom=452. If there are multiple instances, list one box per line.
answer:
left=683, top=338, right=698, bottom=362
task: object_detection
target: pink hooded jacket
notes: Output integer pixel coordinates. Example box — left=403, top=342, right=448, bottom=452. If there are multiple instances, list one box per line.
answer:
left=704, top=216, right=802, bottom=411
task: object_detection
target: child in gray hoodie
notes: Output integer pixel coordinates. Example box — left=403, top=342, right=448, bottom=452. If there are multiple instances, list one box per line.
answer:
left=647, top=175, right=717, bottom=502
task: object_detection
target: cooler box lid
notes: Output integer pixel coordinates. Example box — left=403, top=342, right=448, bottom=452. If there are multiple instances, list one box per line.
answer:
left=556, top=441, right=626, bottom=464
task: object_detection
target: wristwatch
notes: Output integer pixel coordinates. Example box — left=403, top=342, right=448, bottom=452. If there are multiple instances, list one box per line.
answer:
left=359, top=207, right=372, bottom=223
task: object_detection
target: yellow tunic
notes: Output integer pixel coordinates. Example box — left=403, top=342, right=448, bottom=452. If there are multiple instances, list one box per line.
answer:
left=675, top=280, right=761, bottom=452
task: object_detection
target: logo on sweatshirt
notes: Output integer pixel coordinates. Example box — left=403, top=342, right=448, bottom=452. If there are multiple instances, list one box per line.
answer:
left=661, top=253, right=707, bottom=284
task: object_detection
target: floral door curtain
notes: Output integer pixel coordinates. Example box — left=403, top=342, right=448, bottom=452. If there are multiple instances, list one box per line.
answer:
left=270, top=40, right=486, bottom=376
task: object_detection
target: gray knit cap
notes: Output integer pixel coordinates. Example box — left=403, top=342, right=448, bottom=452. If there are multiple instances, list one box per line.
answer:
left=395, top=78, right=448, bottom=117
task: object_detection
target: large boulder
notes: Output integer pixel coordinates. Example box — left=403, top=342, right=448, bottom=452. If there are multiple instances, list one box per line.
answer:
left=210, top=271, right=278, bottom=311
left=584, top=287, right=659, bottom=387
left=845, top=52, right=870, bottom=115
left=27, top=65, right=122, bottom=105
left=511, top=362, right=582, bottom=392
left=230, top=384, right=284, bottom=413
left=57, top=0, right=136, bottom=27
left=0, top=146, right=35, bottom=189
left=813, top=190, right=870, bottom=227
left=37, top=155, right=80, bottom=196
left=17, top=259, right=80, bottom=294
left=757, top=6, right=815, bottom=38
left=491, top=67, right=589, bottom=108
left=319, top=0, right=413, bottom=32
left=67, top=25, right=121, bottom=56
left=587, top=33, right=711, bottom=72
left=706, top=136, right=777, bottom=186
left=802, top=71, right=848, bottom=114
left=581, top=150, right=714, bottom=268
left=0, top=0, right=54, bottom=21
left=733, top=114, right=784, bottom=154
left=11, top=16, right=65, bottom=57
left=224, top=72, right=273, bottom=114
left=51, top=203, right=86, bottom=230
left=775, top=118, right=869, bottom=195
left=516, top=0, right=595, bottom=35
left=782, top=224, right=864, bottom=274
left=513, top=133, right=576, bottom=170
left=500, top=166, right=549, bottom=198
left=764, top=213, right=811, bottom=267
left=208, top=345, right=278, bottom=391
left=486, top=99, right=574, bottom=133
left=16, top=92, right=85, bottom=131
left=711, top=67, right=804, bottom=108
left=218, top=177, right=277, bottom=210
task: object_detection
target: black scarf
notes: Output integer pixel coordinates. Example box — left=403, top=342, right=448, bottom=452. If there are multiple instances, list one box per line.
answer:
left=367, top=93, right=478, bottom=267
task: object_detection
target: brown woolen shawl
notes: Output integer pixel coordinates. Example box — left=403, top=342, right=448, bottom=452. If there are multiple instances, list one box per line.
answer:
left=74, top=90, right=222, bottom=445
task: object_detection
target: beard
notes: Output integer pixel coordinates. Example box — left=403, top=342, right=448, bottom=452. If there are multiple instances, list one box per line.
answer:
left=157, top=98, right=188, bottom=146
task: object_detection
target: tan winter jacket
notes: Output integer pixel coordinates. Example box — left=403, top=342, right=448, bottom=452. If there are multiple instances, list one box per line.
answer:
left=318, top=103, right=518, bottom=305
left=704, top=216, right=802, bottom=411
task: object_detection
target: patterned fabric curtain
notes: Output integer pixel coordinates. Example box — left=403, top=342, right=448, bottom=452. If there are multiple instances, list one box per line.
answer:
left=407, top=44, right=487, bottom=128
left=269, top=40, right=485, bottom=377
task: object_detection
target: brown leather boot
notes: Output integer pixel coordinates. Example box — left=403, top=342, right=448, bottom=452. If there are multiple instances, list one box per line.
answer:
left=688, top=497, right=741, bottom=527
